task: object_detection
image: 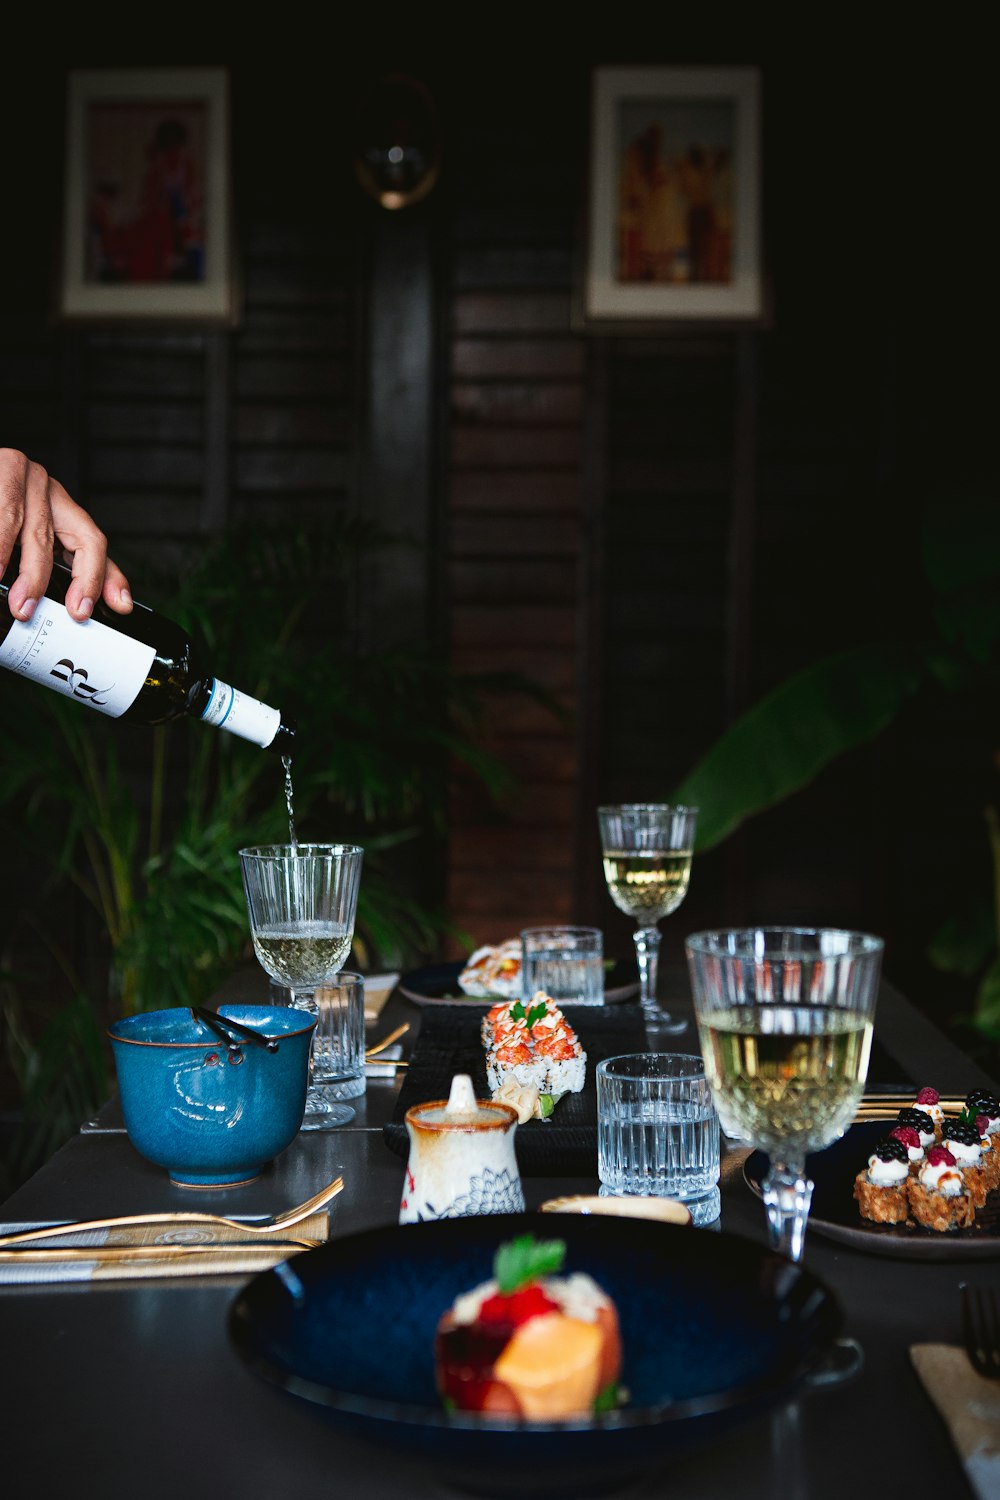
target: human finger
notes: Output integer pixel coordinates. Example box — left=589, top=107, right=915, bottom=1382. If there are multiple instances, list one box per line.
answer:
left=2, top=457, right=55, bottom=620
left=48, top=478, right=132, bottom=619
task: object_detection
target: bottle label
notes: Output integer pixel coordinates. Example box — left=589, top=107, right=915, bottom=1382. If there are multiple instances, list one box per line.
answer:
left=0, top=599, right=155, bottom=717
left=200, top=678, right=280, bottom=748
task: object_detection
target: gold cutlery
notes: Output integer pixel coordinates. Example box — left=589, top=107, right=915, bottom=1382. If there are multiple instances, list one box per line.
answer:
left=0, top=1175, right=344, bottom=1250
left=365, top=1022, right=409, bottom=1059
left=854, top=1095, right=967, bottom=1122
left=0, top=1238, right=322, bottom=1264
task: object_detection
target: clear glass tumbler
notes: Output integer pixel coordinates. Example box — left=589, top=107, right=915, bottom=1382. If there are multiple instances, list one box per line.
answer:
left=596, top=1052, right=720, bottom=1225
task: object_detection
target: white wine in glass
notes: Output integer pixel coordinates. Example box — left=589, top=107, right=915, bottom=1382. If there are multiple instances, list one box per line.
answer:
left=686, top=927, right=883, bottom=1263
left=239, top=843, right=364, bottom=1129
left=598, top=804, right=698, bottom=1032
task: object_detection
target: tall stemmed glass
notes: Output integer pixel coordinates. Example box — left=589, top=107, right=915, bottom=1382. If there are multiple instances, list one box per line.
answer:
left=239, top=843, right=364, bottom=1129
left=686, top=927, right=883, bottom=1262
left=598, top=804, right=698, bottom=1033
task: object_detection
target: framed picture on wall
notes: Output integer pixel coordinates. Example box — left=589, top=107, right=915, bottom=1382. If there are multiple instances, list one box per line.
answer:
left=59, top=67, right=236, bottom=323
left=580, top=66, right=763, bottom=329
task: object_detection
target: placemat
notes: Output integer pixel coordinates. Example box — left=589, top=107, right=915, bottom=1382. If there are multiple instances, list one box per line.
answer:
left=382, top=1003, right=649, bottom=1176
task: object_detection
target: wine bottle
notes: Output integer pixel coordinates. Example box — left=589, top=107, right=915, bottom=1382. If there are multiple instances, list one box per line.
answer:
left=0, top=550, right=296, bottom=754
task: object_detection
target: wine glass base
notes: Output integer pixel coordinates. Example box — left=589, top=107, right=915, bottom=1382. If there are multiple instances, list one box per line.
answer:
left=641, top=1005, right=688, bottom=1035
left=300, top=1087, right=355, bottom=1130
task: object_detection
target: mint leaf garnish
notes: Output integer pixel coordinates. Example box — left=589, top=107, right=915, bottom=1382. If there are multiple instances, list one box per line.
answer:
left=593, top=1381, right=622, bottom=1414
left=493, top=1234, right=566, bottom=1293
left=508, top=998, right=547, bottom=1027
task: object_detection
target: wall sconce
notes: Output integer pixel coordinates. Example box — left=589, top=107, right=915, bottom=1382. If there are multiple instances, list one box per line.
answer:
left=354, top=74, right=441, bottom=211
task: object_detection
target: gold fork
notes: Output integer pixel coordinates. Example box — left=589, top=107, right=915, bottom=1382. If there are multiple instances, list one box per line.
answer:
left=365, top=1022, right=409, bottom=1059
left=0, top=1175, right=344, bottom=1250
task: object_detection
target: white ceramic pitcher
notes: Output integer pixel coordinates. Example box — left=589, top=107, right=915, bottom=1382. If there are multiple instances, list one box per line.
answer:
left=398, top=1073, right=525, bottom=1223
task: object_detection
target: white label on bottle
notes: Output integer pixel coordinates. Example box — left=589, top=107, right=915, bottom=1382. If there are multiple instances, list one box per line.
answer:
left=0, top=599, right=155, bottom=717
left=200, top=678, right=281, bottom=748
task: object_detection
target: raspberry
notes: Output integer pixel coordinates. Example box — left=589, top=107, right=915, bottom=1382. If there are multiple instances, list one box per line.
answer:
left=925, top=1145, right=956, bottom=1167
left=976, top=1114, right=991, bottom=1137
left=477, top=1284, right=560, bottom=1328
left=915, top=1087, right=940, bottom=1105
left=889, top=1125, right=921, bottom=1150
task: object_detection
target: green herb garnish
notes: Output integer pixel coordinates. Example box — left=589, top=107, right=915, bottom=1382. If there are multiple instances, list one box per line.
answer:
left=510, top=998, right=548, bottom=1028
left=593, top=1381, right=622, bottom=1414
left=494, top=1234, right=566, bottom=1293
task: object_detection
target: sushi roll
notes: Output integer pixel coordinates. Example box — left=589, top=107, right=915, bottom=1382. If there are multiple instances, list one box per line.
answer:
left=906, top=1146, right=978, bottom=1231
left=854, top=1137, right=911, bottom=1224
left=484, top=994, right=587, bottom=1102
left=965, top=1090, right=1000, bottom=1190
left=940, top=1119, right=992, bottom=1205
left=459, top=940, right=523, bottom=999
left=435, top=1233, right=622, bottom=1420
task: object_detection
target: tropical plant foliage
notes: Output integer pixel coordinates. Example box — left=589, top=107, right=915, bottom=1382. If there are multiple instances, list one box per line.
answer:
left=0, top=520, right=526, bottom=1192
left=670, top=492, right=1000, bottom=1047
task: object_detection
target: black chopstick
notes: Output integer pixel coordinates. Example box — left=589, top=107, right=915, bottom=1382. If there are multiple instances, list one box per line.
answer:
left=191, top=1006, right=278, bottom=1053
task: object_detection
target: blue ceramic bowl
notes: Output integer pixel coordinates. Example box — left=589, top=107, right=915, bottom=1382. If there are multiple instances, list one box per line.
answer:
left=228, top=1212, right=840, bottom=1496
left=108, top=1006, right=315, bottom=1188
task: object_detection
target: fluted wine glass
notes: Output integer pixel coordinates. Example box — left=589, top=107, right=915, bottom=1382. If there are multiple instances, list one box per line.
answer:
left=239, top=843, right=364, bottom=1129
left=686, top=927, right=883, bottom=1262
left=598, top=803, right=698, bottom=1032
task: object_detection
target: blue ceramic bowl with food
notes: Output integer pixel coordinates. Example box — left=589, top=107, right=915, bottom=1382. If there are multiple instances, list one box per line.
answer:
left=108, top=1006, right=315, bottom=1188
left=228, top=1212, right=841, bottom=1496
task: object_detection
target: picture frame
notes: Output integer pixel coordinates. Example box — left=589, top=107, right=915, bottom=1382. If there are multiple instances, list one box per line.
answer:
left=581, top=66, right=763, bottom=330
left=59, top=67, right=237, bottom=324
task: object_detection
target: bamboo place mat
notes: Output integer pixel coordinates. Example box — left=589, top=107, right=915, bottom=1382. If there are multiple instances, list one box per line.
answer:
left=0, top=1211, right=330, bottom=1286
left=382, top=1003, right=649, bottom=1176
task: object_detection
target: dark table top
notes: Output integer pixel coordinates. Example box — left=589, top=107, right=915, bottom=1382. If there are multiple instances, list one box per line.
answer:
left=1, top=967, right=997, bottom=1499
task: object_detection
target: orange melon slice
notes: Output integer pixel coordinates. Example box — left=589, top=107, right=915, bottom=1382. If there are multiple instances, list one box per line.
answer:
left=492, top=1311, right=603, bottom=1420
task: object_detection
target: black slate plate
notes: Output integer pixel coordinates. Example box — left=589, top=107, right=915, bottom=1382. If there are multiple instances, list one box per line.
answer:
left=397, top=959, right=639, bottom=1008
left=383, top=1003, right=651, bottom=1175
left=744, top=1120, right=1000, bottom=1260
left=228, top=1213, right=840, bottom=1499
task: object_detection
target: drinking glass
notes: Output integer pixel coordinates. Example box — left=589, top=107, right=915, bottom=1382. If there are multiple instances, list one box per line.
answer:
left=685, top=927, right=883, bottom=1262
left=239, top=843, right=364, bottom=1129
left=597, top=804, right=698, bottom=1032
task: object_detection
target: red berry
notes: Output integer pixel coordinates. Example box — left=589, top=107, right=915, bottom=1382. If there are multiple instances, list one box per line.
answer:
left=889, top=1125, right=921, bottom=1149
left=915, top=1087, right=940, bottom=1105
left=925, top=1145, right=956, bottom=1167
left=976, top=1114, right=991, bottom=1137
left=477, top=1284, right=560, bottom=1328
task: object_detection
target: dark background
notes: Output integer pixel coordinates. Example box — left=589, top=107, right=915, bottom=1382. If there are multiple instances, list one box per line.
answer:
left=0, top=30, right=994, bottom=1058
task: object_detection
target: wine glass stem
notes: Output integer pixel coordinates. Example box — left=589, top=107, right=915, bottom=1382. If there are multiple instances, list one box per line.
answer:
left=762, top=1158, right=814, bottom=1263
left=633, top=925, right=661, bottom=1012
left=288, top=987, right=320, bottom=1082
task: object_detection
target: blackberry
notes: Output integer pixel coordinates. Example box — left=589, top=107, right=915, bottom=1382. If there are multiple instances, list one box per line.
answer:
left=871, top=1137, right=909, bottom=1165
left=966, top=1089, right=999, bottom=1116
left=944, top=1120, right=982, bottom=1149
left=897, top=1107, right=934, bottom=1133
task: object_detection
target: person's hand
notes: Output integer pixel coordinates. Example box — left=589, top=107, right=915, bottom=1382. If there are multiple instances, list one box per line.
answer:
left=0, top=448, right=132, bottom=621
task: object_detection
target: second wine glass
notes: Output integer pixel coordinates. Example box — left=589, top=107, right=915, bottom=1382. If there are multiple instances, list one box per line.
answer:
left=239, top=842, right=364, bottom=1129
left=597, top=803, right=698, bottom=1032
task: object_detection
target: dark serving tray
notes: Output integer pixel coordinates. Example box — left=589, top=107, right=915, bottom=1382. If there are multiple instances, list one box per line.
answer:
left=382, top=1003, right=650, bottom=1176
